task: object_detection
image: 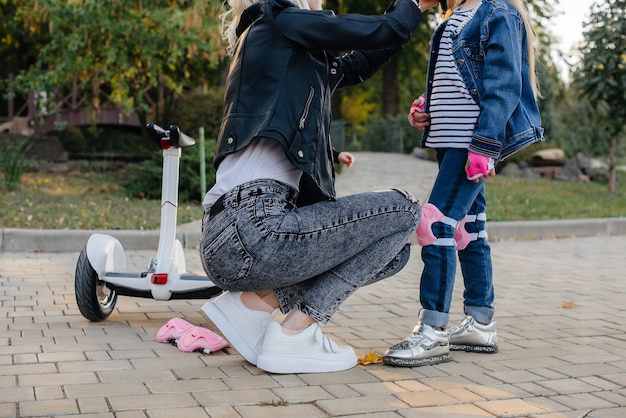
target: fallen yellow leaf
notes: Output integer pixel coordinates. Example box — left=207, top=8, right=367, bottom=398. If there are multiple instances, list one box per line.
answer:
left=562, top=301, right=576, bottom=309
left=358, top=351, right=384, bottom=365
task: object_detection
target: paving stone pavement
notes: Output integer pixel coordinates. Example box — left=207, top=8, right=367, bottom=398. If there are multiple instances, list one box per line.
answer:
left=1, top=152, right=626, bottom=417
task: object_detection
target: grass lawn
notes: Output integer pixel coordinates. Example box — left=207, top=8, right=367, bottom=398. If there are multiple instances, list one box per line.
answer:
left=1, top=170, right=203, bottom=230
left=1, top=168, right=625, bottom=230
left=486, top=174, right=626, bottom=221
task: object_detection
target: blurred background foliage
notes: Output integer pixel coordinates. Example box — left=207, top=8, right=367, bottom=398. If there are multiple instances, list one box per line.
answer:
left=1, top=0, right=625, bottom=202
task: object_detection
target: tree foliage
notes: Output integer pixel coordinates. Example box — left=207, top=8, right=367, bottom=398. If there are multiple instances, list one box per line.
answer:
left=572, top=0, right=626, bottom=197
left=7, top=0, right=225, bottom=118
left=0, top=0, right=48, bottom=80
left=573, top=0, right=626, bottom=133
left=2, top=0, right=568, bottom=162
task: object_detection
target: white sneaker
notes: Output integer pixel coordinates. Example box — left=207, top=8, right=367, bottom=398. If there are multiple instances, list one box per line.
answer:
left=201, top=291, right=277, bottom=365
left=256, top=321, right=357, bottom=374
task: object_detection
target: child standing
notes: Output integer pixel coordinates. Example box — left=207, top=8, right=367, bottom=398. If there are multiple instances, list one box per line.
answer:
left=384, top=0, right=543, bottom=366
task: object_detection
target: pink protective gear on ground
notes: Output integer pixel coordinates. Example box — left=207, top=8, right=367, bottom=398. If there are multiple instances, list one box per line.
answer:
left=156, top=317, right=229, bottom=354
left=416, top=203, right=445, bottom=246
left=155, top=317, right=195, bottom=343
left=176, top=326, right=229, bottom=354
left=466, top=151, right=495, bottom=180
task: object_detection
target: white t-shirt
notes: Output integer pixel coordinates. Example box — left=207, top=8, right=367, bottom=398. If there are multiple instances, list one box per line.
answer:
left=202, top=138, right=303, bottom=209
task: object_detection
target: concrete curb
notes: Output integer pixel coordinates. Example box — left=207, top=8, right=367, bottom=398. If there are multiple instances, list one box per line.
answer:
left=2, top=217, right=626, bottom=252
left=0, top=229, right=201, bottom=253
left=486, top=217, right=626, bottom=241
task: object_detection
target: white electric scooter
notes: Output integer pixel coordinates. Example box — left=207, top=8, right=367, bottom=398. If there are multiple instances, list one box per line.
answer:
left=74, top=123, right=222, bottom=321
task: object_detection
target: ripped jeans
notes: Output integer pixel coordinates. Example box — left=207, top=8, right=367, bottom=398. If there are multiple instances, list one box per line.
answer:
left=200, top=179, right=421, bottom=324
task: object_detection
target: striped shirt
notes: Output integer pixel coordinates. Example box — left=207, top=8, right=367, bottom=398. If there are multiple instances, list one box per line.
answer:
left=425, top=5, right=481, bottom=149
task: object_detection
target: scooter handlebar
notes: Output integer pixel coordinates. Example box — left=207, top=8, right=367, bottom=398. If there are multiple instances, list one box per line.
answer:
left=146, top=123, right=196, bottom=149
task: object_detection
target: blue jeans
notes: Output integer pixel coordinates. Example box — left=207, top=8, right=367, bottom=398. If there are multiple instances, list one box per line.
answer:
left=200, top=179, right=421, bottom=324
left=419, top=149, right=494, bottom=328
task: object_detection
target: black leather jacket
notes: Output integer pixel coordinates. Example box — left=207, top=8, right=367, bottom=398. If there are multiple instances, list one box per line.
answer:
left=215, top=0, right=424, bottom=205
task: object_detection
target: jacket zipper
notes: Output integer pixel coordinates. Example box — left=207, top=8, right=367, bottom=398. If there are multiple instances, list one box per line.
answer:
left=299, top=86, right=314, bottom=130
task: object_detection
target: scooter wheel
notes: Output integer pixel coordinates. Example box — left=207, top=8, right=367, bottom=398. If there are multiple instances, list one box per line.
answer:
left=75, top=247, right=117, bottom=321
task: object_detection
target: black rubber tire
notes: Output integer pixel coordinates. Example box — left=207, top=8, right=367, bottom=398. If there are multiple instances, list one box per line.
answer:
left=75, top=247, right=117, bottom=321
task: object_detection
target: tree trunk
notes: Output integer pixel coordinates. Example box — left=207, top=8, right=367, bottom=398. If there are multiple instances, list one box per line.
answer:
left=608, top=134, right=616, bottom=199
left=382, top=57, right=399, bottom=117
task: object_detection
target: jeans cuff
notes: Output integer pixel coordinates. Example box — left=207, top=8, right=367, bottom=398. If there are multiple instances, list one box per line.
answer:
left=418, top=309, right=449, bottom=329
left=296, top=302, right=330, bottom=324
left=464, top=305, right=495, bottom=324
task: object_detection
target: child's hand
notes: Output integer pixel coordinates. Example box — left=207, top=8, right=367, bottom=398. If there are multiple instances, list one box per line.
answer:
left=465, top=151, right=496, bottom=182
left=408, top=94, right=430, bottom=130
left=338, top=152, right=355, bottom=168
left=410, top=94, right=426, bottom=114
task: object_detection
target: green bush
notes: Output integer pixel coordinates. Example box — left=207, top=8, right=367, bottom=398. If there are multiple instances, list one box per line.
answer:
left=57, top=127, right=86, bottom=154
left=0, top=135, right=32, bottom=191
left=123, top=87, right=224, bottom=202
left=165, top=87, right=224, bottom=142
left=123, top=153, right=162, bottom=199
left=54, top=125, right=152, bottom=155
left=352, top=114, right=420, bottom=154
left=123, top=138, right=216, bottom=202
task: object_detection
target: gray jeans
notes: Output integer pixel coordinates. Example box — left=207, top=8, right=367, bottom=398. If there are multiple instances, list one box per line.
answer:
left=200, top=179, right=421, bottom=323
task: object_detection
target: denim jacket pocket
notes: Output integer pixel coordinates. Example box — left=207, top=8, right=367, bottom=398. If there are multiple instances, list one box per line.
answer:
left=201, top=223, right=253, bottom=288
left=460, top=41, right=484, bottom=80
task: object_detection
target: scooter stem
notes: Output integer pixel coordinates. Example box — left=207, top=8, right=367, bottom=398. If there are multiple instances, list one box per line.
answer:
left=154, top=146, right=181, bottom=272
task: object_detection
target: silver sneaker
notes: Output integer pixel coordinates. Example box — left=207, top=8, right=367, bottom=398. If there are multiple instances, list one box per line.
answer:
left=383, top=324, right=451, bottom=367
left=448, top=315, right=498, bottom=353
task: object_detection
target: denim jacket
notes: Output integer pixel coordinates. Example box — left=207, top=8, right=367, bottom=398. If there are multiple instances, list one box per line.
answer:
left=422, top=0, right=544, bottom=160
left=215, top=0, right=423, bottom=205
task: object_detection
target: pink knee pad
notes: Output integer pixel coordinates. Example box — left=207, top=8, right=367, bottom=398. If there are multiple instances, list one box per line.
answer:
left=416, top=203, right=444, bottom=246
left=454, top=216, right=471, bottom=250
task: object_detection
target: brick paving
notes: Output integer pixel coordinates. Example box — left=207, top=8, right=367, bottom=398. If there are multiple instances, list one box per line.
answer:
left=1, top=152, right=626, bottom=417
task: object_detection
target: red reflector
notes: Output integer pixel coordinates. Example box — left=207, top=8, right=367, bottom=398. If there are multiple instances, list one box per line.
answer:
left=151, top=273, right=168, bottom=284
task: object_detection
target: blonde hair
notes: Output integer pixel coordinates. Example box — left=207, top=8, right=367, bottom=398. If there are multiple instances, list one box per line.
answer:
left=442, top=0, right=540, bottom=98
left=507, top=0, right=540, bottom=98
left=221, top=0, right=311, bottom=56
